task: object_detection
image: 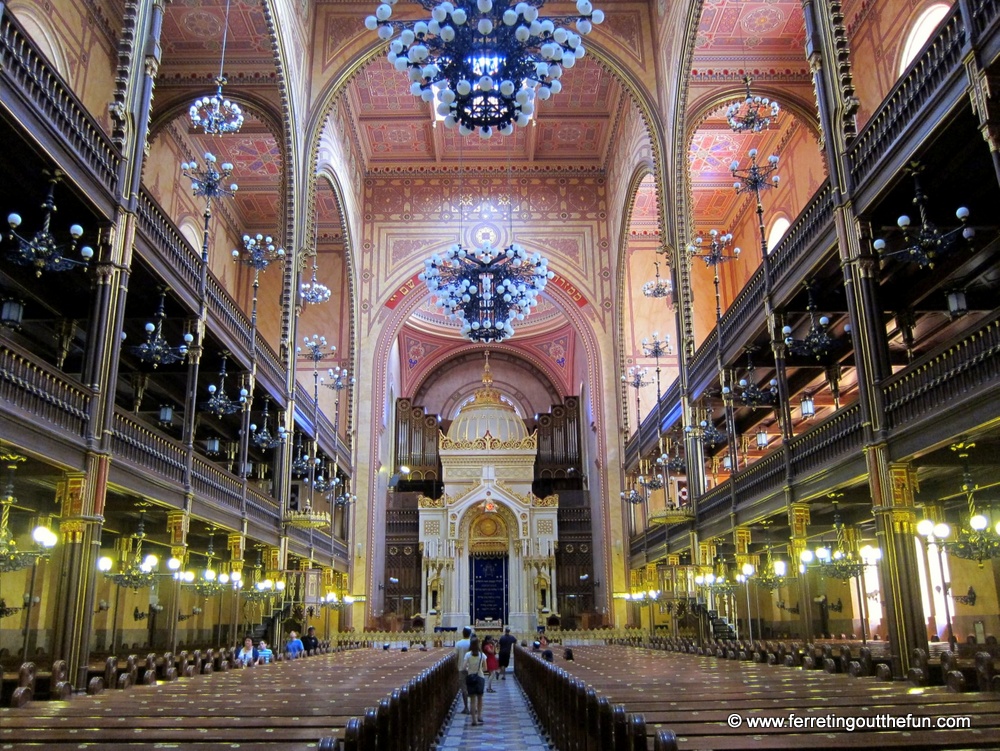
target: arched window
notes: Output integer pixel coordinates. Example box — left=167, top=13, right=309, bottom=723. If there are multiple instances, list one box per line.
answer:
left=899, top=4, right=950, bottom=75
left=767, top=217, right=791, bottom=253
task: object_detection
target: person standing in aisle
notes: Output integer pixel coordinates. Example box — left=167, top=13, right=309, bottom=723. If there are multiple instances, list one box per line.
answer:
left=455, top=626, right=473, bottom=714
left=463, top=637, right=487, bottom=726
left=497, top=627, right=517, bottom=679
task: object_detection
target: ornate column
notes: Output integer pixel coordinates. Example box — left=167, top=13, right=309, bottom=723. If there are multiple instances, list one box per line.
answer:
left=788, top=502, right=814, bottom=640
left=870, top=462, right=926, bottom=675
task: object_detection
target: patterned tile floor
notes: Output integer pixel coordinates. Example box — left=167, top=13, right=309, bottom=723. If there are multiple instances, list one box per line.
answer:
left=436, top=669, right=554, bottom=750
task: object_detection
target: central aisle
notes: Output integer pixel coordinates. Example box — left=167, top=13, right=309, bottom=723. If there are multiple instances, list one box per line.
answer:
left=436, top=671, right=553, bottom=750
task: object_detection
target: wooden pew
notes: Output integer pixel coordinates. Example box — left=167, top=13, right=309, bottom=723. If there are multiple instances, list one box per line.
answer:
left=532, top=644, right=1000, bottom=750
left=0, top=646, right=446, bottom=750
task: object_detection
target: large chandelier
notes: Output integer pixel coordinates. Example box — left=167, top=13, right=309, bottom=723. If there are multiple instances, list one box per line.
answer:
left=753, top=544, right=788, bottom=591
left=250, top=399, right=286, bottom=451
left=6, top=173, right=94, bottom=276
left=189, top=0, right=244, bottom=134
left=799, top=504, right=877, bottom=582
left=730, top=349, right=778, bottom=408
left=942, top=445, right=1000, bottom=567
left=420, top=241, right=552, bottom=342
left=0, top=453, right=57, bottom=573
left=126, top=288, right=193, bottom=368
left=726, top=73, right=780, bottom=133
left=201, top=354, right=248, bottom=417
left=873, top=164, right=973, bottom=269
left=782, top=281, right=839, bottom=361
left=300, top=257, right=332, bottom=305
left=186, top=537, right=229, bottom=598
left=367, top=0, right=605, bottom=136
left=98, top=511, right=159, bottom=591
left=642, top=260, right=672, bottom=299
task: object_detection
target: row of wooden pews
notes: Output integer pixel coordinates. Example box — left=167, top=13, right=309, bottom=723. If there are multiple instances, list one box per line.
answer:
left=516, top=642, right=1000, bottom=750
left=2, top=642, right=336, bottom=707
left=1, top=646, right=456, bottom=750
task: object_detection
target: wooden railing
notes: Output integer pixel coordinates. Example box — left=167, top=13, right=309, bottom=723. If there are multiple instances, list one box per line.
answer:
left=884, top=310, right=1000, bottom=431
left=110, top=409, right=186, bottom=484
left=767, top=180, right=836, bottom=287
left=847, top=6, right=965, bottom=190
left=696, top=482, right=731, bottom=516
left=246, top=485, right=280, bottom=524
left=0, top=8, right=120, bottom=200
left=787, top=403, right=863, bottom=478
left=687, top=327, right=719, bottom=397
left=135, top=190, right=202, bottom=292
left=0, top=343, right=90, bottom=438
left=207, top=274, right=253, bottom=355
left=719, top=268, right=766, bottom=347
left=972, top=0, right=1000, bottom=37
left=191, top=456, right=244, bottom=511
left=254, top=335, right=285, bottom=396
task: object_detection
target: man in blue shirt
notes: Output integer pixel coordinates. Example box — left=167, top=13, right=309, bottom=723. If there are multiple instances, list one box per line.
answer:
left=286, top=631, right=305, bottom=658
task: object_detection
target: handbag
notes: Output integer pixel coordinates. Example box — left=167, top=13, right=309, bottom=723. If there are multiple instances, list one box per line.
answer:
left=465, top=655, right=485, bottom=691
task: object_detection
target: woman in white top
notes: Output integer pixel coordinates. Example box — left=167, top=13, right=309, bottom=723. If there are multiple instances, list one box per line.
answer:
left=463, top=637, right=487, bottom=726
left=235, top=637, right=257, bottom=667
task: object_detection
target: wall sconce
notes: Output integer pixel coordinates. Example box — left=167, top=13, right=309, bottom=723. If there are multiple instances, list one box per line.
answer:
left=177, top=606, right=202, bottom=622
left=134, top=604, right=164, bottom=621
left=158, top=404, right=174, bottom=427
left=945, top=288, right=968, bottom=319
left=800, top=394, right=816, bottom=419
left=776, top=600, right=799, bottom=615
left=755, top=427, right=769, bottom=450
left=94, top=600, right=110, bottom=614
left=0, top=298, right=24, bottom=329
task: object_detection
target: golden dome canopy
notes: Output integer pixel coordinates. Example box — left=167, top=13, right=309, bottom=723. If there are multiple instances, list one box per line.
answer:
left=446, top=353, right=528, bottom=444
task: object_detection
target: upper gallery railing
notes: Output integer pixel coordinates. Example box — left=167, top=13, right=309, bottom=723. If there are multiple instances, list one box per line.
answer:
left=0, top=341, right=91, bottom=439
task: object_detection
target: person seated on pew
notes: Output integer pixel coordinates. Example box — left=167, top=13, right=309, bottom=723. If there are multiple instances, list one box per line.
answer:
left=302, top=626, right=319, bottom=654
left=257, top=640, right=273, bottom=664
left=235, top=637, right=258, bottom=667
left=286, top=631, right=305, bottom=658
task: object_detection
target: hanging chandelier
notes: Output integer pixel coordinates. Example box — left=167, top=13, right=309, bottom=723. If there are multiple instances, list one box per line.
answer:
left=941, top=445, right=1000, bottom=567
left=290, top=432, right=312, bottom=479
left=420, top=241, right=552, bottom=342
left=125, top=288, right=193, bottom=368
left=729, top=349, right=778, bottom=408
left=300, top=257, right=332, bottom=305
left=201, top=354, right=248, bottom=417
left=0, top=454, right=57, bottom=573
left=782, top=281, right=839, bottom=361
left=642, top=260, right=672, bottom=299
left=753, top=544, right=788, bottom=591
left=620, top=485, right=644, bottom=506
left=799, top=503, right=877, bottom=582
left=367, top=0, right=604, bottom=136
left=189, top=0, right=244, bottom=134
left=688, top=399, right=725, bottom=449
left=663, top=433, right=686, bottom=474
left=5, top=173, right=94, bottom=277
left=186, top=537, right=229, bottom=598
left=873, top=164, right=973, bottom=269
left=250, top=398, right=286, bottom=450
left=335, top=491, right=358, bottom=508
left=233, top=233, right=285, bottom=274
left=98, top=511, right=158, bottom=591
left=726, top=73, right=780, bottom=133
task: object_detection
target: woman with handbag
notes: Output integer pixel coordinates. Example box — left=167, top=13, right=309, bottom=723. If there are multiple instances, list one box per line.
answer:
left=463, top=637, right=487, bottom=726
